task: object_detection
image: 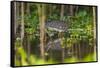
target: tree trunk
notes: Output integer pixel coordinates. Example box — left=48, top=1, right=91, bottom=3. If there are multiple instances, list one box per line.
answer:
left=70, top=5, right=73, bottom=16
left=49, top=4, right=52, bottom=17
left=37, top=4, right=46, bottom=60
left=26, top=3, right=30, bottom=15
left=21, top=2, right=24, bottom=47
left=60, top=5, right=64, bottom=20
left=60, top=5, right=65, bottom=63
left=93, top=6, right=96, bottom=60
left=14, top=1, right=20, bottom=65
left=14, top=1, right=17, bottom=37
left=74, top=6, right=78, bottom=58
left=26, top=3, right=31, bottom=63
left=93, top=7, right=96, bottom=41
left=18, top=2, right=25, bottom=65
left=75, top=6, right=78, bottom=16
left=14, top=1, right=17, bottom=65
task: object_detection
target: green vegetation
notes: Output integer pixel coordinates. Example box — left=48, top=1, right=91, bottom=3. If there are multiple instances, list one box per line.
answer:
left=12, top=1, right=97, bottom=66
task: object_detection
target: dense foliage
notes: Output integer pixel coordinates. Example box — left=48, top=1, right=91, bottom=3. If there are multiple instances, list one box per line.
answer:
left=13, top=2, right=97, bottom=66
